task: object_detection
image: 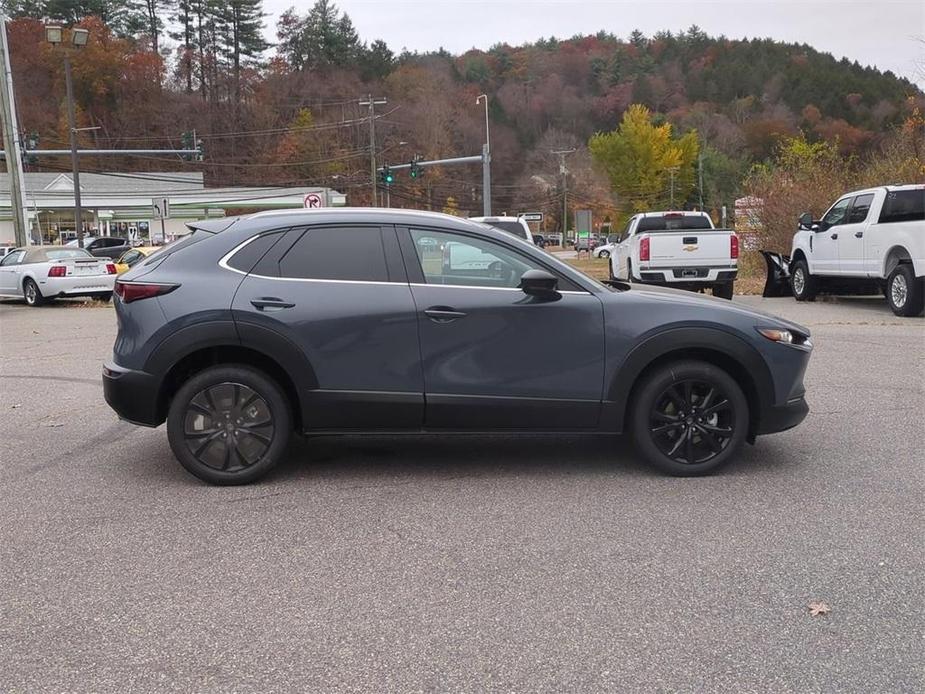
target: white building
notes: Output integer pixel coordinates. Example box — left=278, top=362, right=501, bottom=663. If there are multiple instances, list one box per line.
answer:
left=0, top=172, right=345, bottom=244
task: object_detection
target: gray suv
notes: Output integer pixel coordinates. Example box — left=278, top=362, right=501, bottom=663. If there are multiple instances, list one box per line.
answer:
left=103, top=209, right=812, bottom=484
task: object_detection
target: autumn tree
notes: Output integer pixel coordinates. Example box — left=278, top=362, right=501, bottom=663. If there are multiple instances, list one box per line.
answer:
left=589, top=104, right=699, bottom=212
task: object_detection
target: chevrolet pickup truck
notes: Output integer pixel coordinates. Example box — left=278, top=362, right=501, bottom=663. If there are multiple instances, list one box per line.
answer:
left=790, top=184, right=924, bottom=316
left=609, top=211, right=738, bottom=299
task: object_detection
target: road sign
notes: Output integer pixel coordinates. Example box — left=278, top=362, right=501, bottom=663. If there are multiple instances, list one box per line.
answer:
left=575, top=209, right=592, bottom=237
left=151, top=197, right=169, bottom=220
left=303, top=192, right=325, bottom=209
left=520, top=212, right=543, bottom=222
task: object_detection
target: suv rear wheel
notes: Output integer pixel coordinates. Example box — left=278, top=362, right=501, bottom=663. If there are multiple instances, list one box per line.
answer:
left=631, top=360, right=748, bottom=476
left=167, top=365, right=292, bottom=485
left=886, top=264, right=924, bottom=317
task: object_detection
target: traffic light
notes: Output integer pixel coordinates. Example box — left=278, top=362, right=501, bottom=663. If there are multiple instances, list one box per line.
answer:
left=379, top=165, right=393, bottom=185
left=22, top=132, right=38, bottom=165
left=409, top=155, right=423, bottom=178
left=195, top=137, right=204, bottom=161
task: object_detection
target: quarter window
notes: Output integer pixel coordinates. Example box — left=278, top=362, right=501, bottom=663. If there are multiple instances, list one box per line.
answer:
left=410, top=229, right=545, bottom=289
left=847, top=194, right=874, bottom=224
left=278, top=226, right=388, bottom=282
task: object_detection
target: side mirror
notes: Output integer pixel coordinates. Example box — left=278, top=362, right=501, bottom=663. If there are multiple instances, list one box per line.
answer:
left=798, top=212, right=813, bottom=230
left=519, top=269, right=558, bottom=298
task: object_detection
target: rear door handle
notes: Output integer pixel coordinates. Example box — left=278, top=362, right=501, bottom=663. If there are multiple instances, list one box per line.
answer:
left=855, top=231, right=864, bottom=238
left=251, top=297, right=295, bottom=311
left=424, top=306, right=467, bottom=323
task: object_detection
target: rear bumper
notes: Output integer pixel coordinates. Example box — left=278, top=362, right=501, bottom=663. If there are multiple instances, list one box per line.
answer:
left=755, top=395, right=809, bottom=435
left=636, top=266, right=737, bottom=285
left=102, top=361, right=162, bottom=427
left=39, top=274, right=115, bottom=297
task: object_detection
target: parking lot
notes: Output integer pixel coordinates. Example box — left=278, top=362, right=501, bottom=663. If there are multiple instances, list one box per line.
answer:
left=0, top=295, right=922, bottom=692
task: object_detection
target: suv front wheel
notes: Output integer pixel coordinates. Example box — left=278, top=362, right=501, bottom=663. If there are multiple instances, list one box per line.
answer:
left=631, top=360, right=748, bottom=476
left=167, top=365, right=292, bottom=485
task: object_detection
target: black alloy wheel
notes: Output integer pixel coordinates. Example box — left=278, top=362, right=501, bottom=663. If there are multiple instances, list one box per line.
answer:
left=632, top=360, right=748, bottom=476
left=167, top=365, right=291, bottom=485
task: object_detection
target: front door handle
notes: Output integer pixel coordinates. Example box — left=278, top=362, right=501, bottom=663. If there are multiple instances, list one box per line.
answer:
left=251, top=297, right=295, bottom=311
left=855, top=231, right=864, bottom=238
left=424, top=306, right=467, bottom=323
left=830, top=233, right=838, bottom=240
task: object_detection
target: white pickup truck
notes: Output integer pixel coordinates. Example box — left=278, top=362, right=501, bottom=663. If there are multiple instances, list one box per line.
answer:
left=608, top=211, right=738, bottom=299
left=789, top=184, right=924, bottom=316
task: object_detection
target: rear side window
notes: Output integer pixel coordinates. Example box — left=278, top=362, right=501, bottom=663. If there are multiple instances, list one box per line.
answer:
left=486, top=221, right=530, bottom=241
left=847, top=194, right=874, bottom=224
left=637, top=215, right=712, bottom=232
left=226, top=231, right=285, bottom=273
left=878, top=189, right=925, bottom=224
left=278, top=226, right=388, bottom=282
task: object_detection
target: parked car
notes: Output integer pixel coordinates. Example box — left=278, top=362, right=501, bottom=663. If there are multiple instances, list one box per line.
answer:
left=103, top=209, right=811, bottom=485
left=66, top=236, right=131, bottom=259
left=114, top=246, right=159, bottom=275
left=0, top=246, right=116, bottom=305
left=0, top=244, right=15, bottom=260
left=593, top=241, right=616, bottom=258
left=574, top=235, right=601, bottom=252
left=532, top=234, right=548, bottom=248
left=789, top=184, right=924, bottom=316
left=609, top=211, right=738, bottom=299
left=471, top=216, right=534, bottom=245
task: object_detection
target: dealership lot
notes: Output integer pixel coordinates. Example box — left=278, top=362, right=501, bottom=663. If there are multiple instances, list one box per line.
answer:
left=0, top=297, right=922, bottom=692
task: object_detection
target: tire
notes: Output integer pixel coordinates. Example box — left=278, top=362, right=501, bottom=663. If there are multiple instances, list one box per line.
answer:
left=886, top=264, right=924, bottom=317
left=790, top=259, right=817, bottom=302
left=166, top=365, right=292, bottom=485
left=713, top=282, right=734, bottom=300
left=626, top=260, right=634, bottom=283
left=22, top=278, right=45, bottom=306
left=599, top=250, right=611, bottom=258
left=631, top=360, right=749, bottom=476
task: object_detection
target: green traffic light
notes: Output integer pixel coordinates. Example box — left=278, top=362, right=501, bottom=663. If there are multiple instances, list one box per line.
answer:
left=386, top=174, right=394, bottom=183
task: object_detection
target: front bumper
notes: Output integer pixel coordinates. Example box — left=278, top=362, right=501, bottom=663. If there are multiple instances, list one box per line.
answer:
left=756, top=395, right=809, bottom=435
left=103, top=361, right=162, bottom=427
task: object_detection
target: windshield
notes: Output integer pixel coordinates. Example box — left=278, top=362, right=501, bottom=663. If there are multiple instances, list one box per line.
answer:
left=637, top=215, right=713, bottom=232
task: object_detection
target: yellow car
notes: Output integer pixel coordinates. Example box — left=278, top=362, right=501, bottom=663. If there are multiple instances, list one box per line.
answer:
left=114, top=246, right=159, bottom=275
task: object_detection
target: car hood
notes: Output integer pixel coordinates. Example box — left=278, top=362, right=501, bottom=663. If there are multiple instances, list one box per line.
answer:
left=610, top=283, right=811, bottom=337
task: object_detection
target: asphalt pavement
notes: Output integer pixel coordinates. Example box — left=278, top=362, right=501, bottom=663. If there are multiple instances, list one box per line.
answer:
left=0, top=294, right=922, bottom=693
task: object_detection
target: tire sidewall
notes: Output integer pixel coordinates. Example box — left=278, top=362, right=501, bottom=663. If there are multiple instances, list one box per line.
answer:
left=167, top=365, right=292, bottom=485
left=599, top=250, right=610, bottom=258
left=23, top=278, right=43, bottom=306
left=791, top=260, right=815, bottom=301
left=887, top=264, right=924, bottom=317
left=631, top=360, right=749, bottom=476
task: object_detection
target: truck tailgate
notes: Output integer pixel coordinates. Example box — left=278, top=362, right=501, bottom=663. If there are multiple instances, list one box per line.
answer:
left=647, top=230, right=734, bottom=267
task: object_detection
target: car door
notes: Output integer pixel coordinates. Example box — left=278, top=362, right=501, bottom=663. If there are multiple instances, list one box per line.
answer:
left=813, top=197, right=850, bottom=275
left=230, top=224, right=423, bottom=431
left=399, top=226, right=605, bottom=430
left=613, top=218, right=634, bottom=279
left=838, top=193, right=874, bottom=275
left=0, top=250, right=25, bottom=294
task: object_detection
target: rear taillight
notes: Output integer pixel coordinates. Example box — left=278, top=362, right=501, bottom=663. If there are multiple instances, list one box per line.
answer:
left=106, top=263, right=117, bottom=274
left=639, top=236, right=650, bottom=262
left=48, top=265, right=66, bottom=277
left=730, top=234, right=739, bottom=259
left=114, top=280, right=179, bottom=303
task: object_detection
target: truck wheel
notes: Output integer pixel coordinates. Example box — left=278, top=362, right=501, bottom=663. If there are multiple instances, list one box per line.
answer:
left=627, top=260, right=634, bottom=283
left=713, top=282, right=734, bottom=300
left=790, top=259, right=817, bottom=301
left=886, top=264, right=924, bottom=317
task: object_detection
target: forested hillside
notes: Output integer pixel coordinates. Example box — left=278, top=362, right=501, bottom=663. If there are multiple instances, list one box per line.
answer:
left=3, top=0, right=922, bottom=228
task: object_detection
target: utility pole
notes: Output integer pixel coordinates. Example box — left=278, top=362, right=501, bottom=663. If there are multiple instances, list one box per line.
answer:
left=63, top=55, right=85, bottom=248
left=668, top=166, right=680, bottom=209
left=0, top=19, right=29, bottom=247
left=551, top=148, right=575, bottom=241
left=698, top=150, right=704, bottom=211
left=359, top=95, right=386, bottom=207
left=476, top=94, right=491, bottom=216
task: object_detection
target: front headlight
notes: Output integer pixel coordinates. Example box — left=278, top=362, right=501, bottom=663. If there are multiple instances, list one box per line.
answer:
left=756, top=327, right=812, bottom=348
left=757, top=327, right=794, bottom=344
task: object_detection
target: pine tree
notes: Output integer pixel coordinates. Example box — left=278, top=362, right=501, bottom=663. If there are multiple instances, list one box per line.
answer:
left=216, top=0, right=267, bottom=102
left=276, top=0, right=360, bottom=71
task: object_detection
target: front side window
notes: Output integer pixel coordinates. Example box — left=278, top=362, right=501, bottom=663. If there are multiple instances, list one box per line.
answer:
left=0, top=250, right=24, bottom=266
left=847, top=194, right=874, bottom=224
left=410, top=229, right=545, bottom=289
left=821, top=197, right=851, bottom=228
left=278, top=226, right=388, bottom=282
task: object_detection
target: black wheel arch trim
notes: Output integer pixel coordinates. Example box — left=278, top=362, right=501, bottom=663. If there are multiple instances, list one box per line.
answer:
left=605, top=326, right=774, bottom=435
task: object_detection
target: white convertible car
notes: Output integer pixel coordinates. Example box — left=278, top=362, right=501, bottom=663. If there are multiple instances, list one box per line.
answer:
left=0, top=246, right=117, bottom=306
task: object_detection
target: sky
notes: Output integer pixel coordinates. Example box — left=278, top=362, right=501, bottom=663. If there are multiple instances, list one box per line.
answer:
left=261, top=0, right=925, bottom=87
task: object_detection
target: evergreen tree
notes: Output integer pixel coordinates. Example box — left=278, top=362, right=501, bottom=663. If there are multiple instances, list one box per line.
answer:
left=277, top=0, right=361, bottom=71
left=216, top=0, right=267, bottom=101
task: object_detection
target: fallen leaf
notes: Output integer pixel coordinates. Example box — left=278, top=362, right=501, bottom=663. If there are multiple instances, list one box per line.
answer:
left=11, top=403, right=21, bottom=409
left=808, top=601, right=831, bottom=616
left=43, top=422, right=64, bottom=428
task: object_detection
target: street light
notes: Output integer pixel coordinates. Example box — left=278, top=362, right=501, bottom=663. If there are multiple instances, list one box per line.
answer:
left=476, top=94, right=491, bottom=216
left=46, top=25, right=89, bottom=247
